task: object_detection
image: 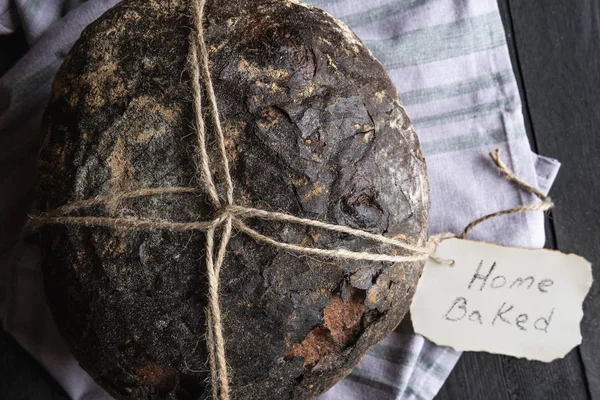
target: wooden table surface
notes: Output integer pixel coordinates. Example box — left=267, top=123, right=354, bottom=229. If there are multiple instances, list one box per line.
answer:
left=1, top=0, right=598, bottom=399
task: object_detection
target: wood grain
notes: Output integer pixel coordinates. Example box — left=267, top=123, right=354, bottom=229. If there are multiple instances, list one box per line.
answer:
left=435, top=353, right=509, bottom=400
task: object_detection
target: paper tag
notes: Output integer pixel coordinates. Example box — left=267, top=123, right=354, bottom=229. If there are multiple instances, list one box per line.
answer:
left=410, top=238, right=593, bottom=362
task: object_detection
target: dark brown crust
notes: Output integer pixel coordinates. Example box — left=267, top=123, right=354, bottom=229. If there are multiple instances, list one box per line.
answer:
left=38, top=0, right=429, bottom=399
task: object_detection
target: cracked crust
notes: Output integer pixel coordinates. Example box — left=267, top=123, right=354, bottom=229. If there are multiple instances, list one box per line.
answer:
left=38, top=0, right=430, bottom=399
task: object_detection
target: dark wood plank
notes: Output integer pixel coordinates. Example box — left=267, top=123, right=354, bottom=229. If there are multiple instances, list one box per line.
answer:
left=497, top=349, right=589, bottom=399
left=438, top=349, right=590, bottom=400
left=0, top=28, right=28, bottom=77
left=437, top=350, right=589, bottom=400
left=435, top=353, right=509, bottom=400
left=0, top=328, right=68, bottom=400
left=506, top=0, right=600, bottom=397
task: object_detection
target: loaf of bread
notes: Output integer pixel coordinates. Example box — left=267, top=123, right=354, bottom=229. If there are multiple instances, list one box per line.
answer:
left=37, top=0, right=429, bottom=398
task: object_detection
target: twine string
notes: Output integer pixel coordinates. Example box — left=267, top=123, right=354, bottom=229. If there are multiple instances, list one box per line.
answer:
left=29, top=1, right=553, bottom=398
left=457, top=149, right=553, bottom=239
left=190, top=0, right=232, bottom=396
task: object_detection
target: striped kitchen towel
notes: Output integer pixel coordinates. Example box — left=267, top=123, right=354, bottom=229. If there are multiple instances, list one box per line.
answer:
left=0, top=0, right=560, bottom=399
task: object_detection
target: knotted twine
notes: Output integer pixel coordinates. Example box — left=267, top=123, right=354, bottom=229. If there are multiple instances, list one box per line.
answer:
left=29, top=0, right=553, bottom=398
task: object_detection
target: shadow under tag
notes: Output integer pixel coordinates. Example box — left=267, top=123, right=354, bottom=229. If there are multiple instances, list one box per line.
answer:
left=410, top=238, right=593, bottom=362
